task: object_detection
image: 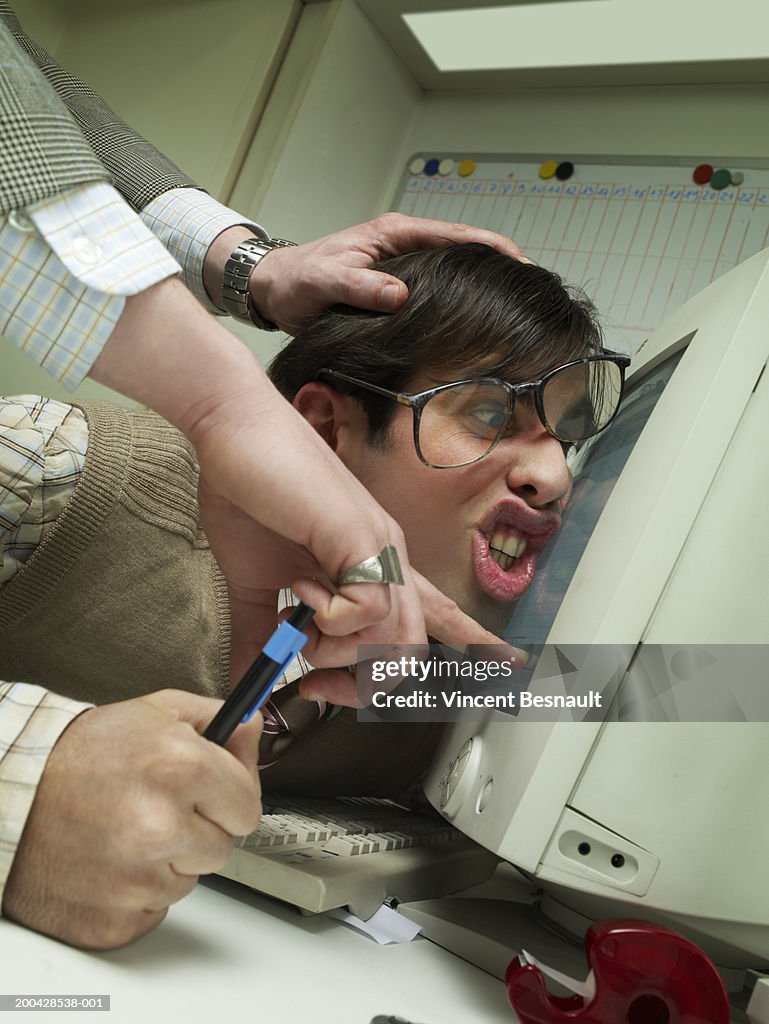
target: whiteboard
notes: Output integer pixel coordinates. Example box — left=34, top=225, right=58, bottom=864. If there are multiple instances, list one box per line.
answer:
left=394, top=154, right=769, bottom=353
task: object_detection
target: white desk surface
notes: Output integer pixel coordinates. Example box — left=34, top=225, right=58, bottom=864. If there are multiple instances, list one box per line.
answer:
left=0, top=876, right=518, bottom=1024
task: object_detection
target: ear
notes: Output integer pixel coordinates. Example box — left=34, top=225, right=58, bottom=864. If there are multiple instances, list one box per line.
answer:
left=293, top=382, right=364, bottom=454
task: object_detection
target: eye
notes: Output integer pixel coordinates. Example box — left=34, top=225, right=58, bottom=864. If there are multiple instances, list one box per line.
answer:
left=427, top=381, right=511, bottom=440
left=468, top=405, right=508, bottom=432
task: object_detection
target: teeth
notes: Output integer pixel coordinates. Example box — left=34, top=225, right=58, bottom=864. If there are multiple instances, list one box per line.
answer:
left=491, top=550, right=514, bottom=570
left=490, top=530, right=526, bottom=558
left=488, top=529, right=527, bottom=569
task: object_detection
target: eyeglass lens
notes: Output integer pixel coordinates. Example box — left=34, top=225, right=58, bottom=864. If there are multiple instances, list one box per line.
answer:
left=541, top=359, right=624, bottom=442
left=419, top=379, right=512, bottom=468
left=417, top=359, right=623, bottom=468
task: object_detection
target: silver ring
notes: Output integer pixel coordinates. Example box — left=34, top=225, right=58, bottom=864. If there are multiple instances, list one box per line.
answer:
left=338, top=544, right=404, bottom=586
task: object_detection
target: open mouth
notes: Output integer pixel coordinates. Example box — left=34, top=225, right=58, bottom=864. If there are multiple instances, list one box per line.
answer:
left=474, top=503, right=561, bottom=604
left=488, top=526, right=528, bottom=571
left=473, top=524, right=537, bottom=603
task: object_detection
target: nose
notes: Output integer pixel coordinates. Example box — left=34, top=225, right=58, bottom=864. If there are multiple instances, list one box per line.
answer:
left=502, top=421, right=572, bottom=510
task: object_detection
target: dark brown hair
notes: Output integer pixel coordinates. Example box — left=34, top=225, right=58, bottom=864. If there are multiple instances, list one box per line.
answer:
left=269, top=243, right=602, bottom=442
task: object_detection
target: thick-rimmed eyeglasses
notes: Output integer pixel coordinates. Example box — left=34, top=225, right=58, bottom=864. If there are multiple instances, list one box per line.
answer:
left=319, top=351, right=630, bottom=469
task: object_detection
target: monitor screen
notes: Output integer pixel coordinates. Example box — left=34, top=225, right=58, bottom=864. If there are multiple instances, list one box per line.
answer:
left=504, top=345, right=685, bottom=648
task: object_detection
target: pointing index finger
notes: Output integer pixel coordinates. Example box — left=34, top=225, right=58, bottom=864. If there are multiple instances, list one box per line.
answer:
left=416, top=572, right=529, bottom=667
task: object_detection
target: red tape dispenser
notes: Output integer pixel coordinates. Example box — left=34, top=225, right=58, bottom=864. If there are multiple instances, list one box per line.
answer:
left=505, top=918, right=730, bottom=1024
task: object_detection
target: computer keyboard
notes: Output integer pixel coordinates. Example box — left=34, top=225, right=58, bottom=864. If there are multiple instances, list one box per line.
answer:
left=216, top=795, right=499, bottom=920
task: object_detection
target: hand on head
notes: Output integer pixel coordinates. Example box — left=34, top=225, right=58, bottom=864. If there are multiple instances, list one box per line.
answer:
left=247, top=212, right=526, bottom=334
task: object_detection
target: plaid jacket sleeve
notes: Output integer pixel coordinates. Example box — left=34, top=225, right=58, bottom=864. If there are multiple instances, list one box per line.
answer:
left=0, top=7, right=109, bottom=214
left=0, top=1, right=196, bottom=213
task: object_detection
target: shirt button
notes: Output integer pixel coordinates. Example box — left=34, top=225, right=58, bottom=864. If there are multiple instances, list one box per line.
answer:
left=7, top=209, right=35, bottom=233
left=72, top=236, right=102, bottom=266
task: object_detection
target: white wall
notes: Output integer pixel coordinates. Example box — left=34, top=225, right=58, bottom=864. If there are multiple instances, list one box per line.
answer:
left=240, top=0, right=421, bottom=241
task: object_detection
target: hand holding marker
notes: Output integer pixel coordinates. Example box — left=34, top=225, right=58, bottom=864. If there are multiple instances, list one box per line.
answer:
left=204, top=603, right=315, bottom=746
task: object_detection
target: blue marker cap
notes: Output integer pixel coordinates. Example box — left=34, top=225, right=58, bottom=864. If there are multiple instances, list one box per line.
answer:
left=263, top=620, right=308, bottom=665
left=203, top=602, right=314, bottom=743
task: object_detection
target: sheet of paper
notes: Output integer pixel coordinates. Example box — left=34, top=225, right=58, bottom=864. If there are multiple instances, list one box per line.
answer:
left=327, top=904, right=423, bottom=945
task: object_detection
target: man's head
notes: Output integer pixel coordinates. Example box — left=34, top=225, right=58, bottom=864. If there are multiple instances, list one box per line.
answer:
left=270, top=243, right=616, bottom=631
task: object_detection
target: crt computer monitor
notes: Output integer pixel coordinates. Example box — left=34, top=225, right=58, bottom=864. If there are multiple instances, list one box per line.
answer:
left=421, top=246, right=769, bottom=974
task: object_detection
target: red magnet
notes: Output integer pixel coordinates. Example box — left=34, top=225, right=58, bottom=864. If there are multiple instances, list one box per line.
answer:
left=505, top=918, right=730, bottom=1024
left=692, top=163, right=714, bottom=185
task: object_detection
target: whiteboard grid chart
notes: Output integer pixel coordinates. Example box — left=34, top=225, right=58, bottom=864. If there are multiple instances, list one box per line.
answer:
left=395, top=155, right=769, bottom=353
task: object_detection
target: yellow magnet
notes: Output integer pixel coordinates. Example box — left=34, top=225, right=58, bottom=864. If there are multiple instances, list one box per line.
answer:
left=539, top=160, right=558, bottom=180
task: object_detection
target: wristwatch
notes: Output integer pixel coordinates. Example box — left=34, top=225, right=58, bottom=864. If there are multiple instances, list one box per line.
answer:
left=221, top=236, right=296, bottom=330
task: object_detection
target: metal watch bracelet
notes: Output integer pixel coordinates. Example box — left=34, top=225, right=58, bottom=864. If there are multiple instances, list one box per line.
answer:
left=221, top=236, right=297, bottom=330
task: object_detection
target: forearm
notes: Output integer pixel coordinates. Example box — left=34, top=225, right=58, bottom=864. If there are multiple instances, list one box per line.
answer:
left=88, top=277, right=325, bottom=534
left=88, top=271, right=346, bottom=498
left=88, top=276, right=271, bottom=431
left=90, top=274, right=390, bottom=566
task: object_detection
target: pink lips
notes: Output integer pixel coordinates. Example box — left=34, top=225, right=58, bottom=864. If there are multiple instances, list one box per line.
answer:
left=473, top=501, right=561, bottom=602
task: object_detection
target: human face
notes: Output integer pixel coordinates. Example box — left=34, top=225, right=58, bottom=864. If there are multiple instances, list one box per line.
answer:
left=332, top=373, right=573, bottom=634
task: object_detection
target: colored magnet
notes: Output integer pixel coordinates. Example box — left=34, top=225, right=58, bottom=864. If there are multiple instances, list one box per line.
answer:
left=408, top=157, right=425, bottom=175
left=458, top=159, right=476, bottom=177
left=438, top=158, right=455, bottom=176
left=731, top=170, right=745, bottom=185
left=423, top=158, right=440, bottom=176
left=692, top=162, right=714, bottom=185
left=539, top=160, right=559, bottom=180
left=555, top=161, right=575, bottom=181
left=710, top=168, right=731, bottom=190
left=505, top=918, right=730, bottom=1024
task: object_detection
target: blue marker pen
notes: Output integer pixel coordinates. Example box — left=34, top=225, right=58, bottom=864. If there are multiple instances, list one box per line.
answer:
left=203, top=602, right=314, bottom=746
